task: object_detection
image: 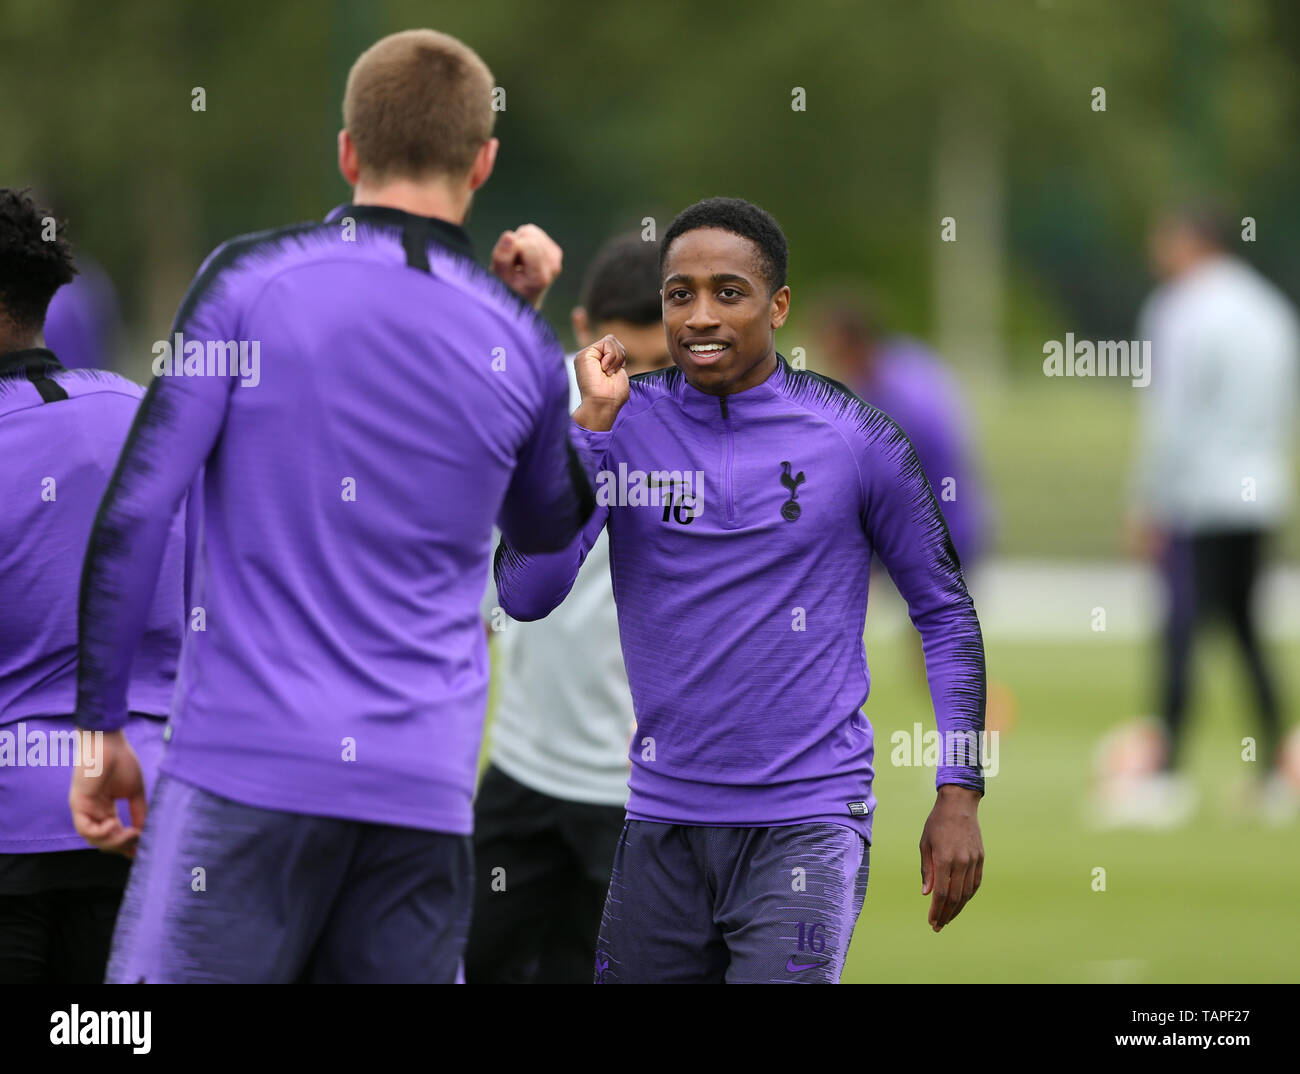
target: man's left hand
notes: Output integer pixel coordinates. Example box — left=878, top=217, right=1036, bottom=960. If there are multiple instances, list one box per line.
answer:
left=69, top=729, right=147, bottom=859
left=920, top=784, right=984, bottom=932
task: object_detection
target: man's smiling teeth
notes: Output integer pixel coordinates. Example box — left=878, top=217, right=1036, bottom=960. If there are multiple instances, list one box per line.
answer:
left=688, top=343, right=727, bottom=355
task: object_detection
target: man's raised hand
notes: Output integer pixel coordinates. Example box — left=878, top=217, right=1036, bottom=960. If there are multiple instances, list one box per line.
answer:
left=491, top=223, right=563, bottom=310
left=572, top=334, right=629, bottom=432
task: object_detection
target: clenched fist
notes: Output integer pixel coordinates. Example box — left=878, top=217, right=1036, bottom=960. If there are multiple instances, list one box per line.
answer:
left=491, top=223, right=563, bottom=310
left=573, top=334, right=629, bottom=431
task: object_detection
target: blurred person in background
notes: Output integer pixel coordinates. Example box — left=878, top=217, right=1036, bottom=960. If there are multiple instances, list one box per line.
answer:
left=44, top=255, right=121, bottom=372
left=469, top=233, right=671, bottom=983
left=811, top=290, right=990, bottom=573
left=22, top=187, right=121, bottom=373
left=0, top=189, right=185, bottom=982
left=810, top=292, right=1013, bottom=729
left=1118, top=203, right=1300, bottom=827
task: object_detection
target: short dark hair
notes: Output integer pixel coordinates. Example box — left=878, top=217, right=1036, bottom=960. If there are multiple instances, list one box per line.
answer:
left=1161, top=199, right=1233, bottom=250
left=581, top=232, right=662, bottom=327
left=660, top=197, right=788, bottom=295
left=0, top=188, right=76, bottom=335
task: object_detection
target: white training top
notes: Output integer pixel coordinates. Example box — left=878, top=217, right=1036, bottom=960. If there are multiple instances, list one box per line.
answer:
left=1132, top=254, right=1299, bottom=532
left=481, top=357, right=634, bottom=806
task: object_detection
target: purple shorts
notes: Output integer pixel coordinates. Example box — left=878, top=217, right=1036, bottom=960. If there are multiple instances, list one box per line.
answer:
left=107, top=772, right=472, bottom=983
left=595, top=820, right=869, bottom=983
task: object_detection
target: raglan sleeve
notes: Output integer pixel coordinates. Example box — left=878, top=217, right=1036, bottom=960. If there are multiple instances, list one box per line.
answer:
left=857, top=410, right=987, bottom=795
left=493, top=420, right=612, bottom=622
left=75, top=247, right=239, bottom=732
left=496, top=333, right=597, bottom=555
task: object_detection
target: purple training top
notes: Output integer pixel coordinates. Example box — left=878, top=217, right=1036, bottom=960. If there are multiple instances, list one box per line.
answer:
left=75, top=204, right=595, bottom=837
left=494, top=356, right=987, bottom=843
left=0, top=348, right=184, bottom=851
left=850, top=337, right=990, bottom=568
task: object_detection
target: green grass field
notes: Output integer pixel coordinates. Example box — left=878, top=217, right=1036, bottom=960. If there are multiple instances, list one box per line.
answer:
left=844, top=631, right=1300, bottom=983
left=483, top=626, right=1299, bottom=982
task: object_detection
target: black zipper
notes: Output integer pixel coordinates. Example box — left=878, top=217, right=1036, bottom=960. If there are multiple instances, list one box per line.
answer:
left=720, top=396, right=735, bottom=524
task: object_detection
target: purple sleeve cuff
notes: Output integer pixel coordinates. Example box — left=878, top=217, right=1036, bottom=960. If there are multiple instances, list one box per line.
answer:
left=935, top=718, right=986, bottom=794
left=569, top=420, right=612, bottom=484
left=76, top=708, right=129, bottom=733
left=937, top=770, right=986, bottom=795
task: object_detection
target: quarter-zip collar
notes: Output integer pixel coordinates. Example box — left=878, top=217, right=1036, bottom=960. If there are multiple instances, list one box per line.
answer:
left=676, top=351, right=789, bottom=423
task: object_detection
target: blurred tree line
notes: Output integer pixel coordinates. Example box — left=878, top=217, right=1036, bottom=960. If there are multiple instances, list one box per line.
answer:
left=3, top=0, right=1298, bottom=381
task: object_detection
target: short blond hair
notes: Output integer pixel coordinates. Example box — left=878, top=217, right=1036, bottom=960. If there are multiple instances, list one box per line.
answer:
left=343, top=29, right=495, bottom=182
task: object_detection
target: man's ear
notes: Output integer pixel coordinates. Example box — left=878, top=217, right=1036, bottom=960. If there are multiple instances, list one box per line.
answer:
left=571, top=306, right=592, bottom=347
left=770, top=285, right=791, bottom=330
left=468, top=138, right=498, bottom=193
left=338, top=129, right=361, bottom=187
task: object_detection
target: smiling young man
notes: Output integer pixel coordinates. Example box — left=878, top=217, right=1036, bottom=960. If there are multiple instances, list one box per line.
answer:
left=494, top=197, right=987, bottom=984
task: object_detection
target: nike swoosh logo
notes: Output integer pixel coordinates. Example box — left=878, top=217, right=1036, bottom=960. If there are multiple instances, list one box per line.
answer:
left=786, top=957, right=828, bottom=973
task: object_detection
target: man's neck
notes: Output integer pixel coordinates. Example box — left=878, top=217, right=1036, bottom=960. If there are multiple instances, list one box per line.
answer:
left=351, top=177, right=470, bottom=225
left=1172, top=247, right=1229, bottom=282
left=0, top=333, right=42, bottom=356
